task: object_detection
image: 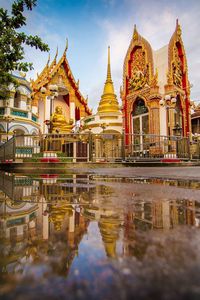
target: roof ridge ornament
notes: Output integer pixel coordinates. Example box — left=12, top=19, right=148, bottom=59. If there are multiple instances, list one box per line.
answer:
left=47, top=53, right=50, bottom=66
left=55, top=46, right=58, bottom=61
left=64, top=38, right=68, bottom=56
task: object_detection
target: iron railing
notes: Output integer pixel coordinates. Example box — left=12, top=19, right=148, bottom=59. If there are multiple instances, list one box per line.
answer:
left=0, top=132, right=199, bottom=162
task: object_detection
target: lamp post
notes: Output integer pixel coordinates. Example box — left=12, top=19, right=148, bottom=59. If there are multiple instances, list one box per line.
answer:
left=160, top=95, right=177, bottom=152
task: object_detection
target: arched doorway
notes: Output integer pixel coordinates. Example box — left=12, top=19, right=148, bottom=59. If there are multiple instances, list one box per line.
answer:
left=132, top=98, right=149, bottom=152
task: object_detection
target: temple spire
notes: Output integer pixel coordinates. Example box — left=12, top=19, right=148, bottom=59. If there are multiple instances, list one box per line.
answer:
left=97, top=46, right=120, bottom=114
left=107, top=46, right=112, bottom=81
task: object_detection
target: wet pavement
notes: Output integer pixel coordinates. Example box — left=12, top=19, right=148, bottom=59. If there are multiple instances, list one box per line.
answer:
left=0, top=170, right=200, bottom=299
left=71, top=166, right=200, bottom=181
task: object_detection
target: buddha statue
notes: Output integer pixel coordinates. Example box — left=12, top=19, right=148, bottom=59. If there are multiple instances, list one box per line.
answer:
left=51, top=105, right=73, bottom=133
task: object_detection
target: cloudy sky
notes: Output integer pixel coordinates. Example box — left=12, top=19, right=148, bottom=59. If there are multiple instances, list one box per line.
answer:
left=1, top=0, right=200, bottom=112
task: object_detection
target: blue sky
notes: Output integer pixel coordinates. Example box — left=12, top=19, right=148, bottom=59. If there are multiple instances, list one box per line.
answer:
left=1, top=0, right=200, bottom=112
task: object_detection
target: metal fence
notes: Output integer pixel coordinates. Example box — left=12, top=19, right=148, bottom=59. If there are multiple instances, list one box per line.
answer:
left=0, top=132, right=199, bottom=162
left=0, top=137, right=15, bottom=162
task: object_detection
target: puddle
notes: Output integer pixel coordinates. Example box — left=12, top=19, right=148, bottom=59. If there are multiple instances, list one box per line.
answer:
left=0, top=171, right=200, bottom=299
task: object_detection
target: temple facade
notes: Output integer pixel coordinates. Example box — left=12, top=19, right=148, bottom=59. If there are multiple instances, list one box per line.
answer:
left=31, top=41, right=91, bottom=134
left=121, top=20, right=191, bottom=145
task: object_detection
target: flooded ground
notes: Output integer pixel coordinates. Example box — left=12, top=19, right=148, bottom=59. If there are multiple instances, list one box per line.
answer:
left=1, top=171, right=200, bottom=299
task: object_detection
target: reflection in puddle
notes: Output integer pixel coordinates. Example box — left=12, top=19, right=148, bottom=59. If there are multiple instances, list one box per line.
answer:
left=0, top=172, right=200, bottom=299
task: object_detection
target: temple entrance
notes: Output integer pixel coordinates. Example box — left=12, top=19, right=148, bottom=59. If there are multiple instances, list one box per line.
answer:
left=132, top=98, right=149, bottom=153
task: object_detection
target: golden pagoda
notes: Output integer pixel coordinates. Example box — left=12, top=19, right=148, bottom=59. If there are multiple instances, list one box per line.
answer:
left=81, top=46, right=122, bottom=134
left=98, top=46, right=120, bottom=115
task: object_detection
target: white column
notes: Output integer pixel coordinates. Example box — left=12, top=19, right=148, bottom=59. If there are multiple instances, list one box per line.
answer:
left=32, top=106, right=38, bottom=114
left=160, top=105, right=167, bottom=136
left=45, top=96, right=51, bottom=120
left=70, top=101, right=75, bottom=123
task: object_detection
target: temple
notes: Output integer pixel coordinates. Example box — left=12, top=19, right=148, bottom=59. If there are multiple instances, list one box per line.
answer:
left=121, top=20, right=191, bottom=145
left=31, top=41, right=91, bottom=134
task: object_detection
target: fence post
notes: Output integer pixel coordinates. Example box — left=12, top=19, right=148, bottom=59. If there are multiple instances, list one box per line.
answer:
left=121, top=129, right=125, bottom=161
left=3, top=144, right=5, bottom=162
left=13, top=137, right=16, bottom=162
left=187, top=133, right=191, bottom=160
left=88, top=131, right=93, bottom=162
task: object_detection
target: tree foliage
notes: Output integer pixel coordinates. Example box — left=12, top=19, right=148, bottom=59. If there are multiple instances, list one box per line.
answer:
left=0, top=0, right=49, bottom=98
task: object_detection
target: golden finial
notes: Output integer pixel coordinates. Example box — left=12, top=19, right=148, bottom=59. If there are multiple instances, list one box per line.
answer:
left=64, top=38, right=68, bottom=56
left=107, top=46, right=112, bottom=82
left=133, top=24, right=139, bottom=40
left=176, top=18, right=182, bottom=37
left=150, top=68, right=158, bottom=88
left=77, top=79, right=79, bottom=88
left=86, top=95, right=88, bottom=103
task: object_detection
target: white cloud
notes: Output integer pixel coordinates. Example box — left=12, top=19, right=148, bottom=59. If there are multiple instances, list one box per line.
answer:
left=97, top=0, right=200, bottom=105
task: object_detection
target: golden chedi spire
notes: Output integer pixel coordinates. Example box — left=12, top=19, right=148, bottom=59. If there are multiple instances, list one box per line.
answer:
left=97, top=46, right=120, bottom=114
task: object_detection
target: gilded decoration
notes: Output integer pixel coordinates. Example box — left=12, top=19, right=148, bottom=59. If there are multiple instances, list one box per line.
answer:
left=172, top=46, right=183, bottom=88
left=122, top=25, right=153, bottom=98
left=150, top=69, right=158, bottom=88
left=128, top=48, right=150, bottom=92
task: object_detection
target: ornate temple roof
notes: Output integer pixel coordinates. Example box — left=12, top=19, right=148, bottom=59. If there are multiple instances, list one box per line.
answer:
left=31, top=40, right=91, bottom=115
left=97, top=46, right=120, bottom=114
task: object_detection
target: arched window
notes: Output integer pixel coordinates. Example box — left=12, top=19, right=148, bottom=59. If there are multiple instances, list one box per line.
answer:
left=132, top=98, right=149, bottom=152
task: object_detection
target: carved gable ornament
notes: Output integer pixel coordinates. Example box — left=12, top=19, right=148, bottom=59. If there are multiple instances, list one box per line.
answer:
left=128, top=47, right=150, bottom=92
left=172, top=46, right=183, bottom=88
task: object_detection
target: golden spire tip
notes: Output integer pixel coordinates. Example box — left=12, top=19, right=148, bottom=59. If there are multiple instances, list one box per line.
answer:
left=64, top=38, right=68, bottom=55
left=47, top=53, right=50, bottom=65
left=55, top=46, right=58, bottom=60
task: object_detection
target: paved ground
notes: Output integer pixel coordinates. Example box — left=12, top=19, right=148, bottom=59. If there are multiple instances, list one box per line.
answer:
left=72, top=166, right=200, bottom=181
